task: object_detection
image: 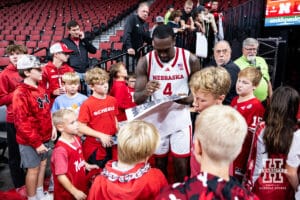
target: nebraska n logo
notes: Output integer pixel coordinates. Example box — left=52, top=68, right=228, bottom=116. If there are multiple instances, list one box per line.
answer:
left=261, top=158, right=285, bottom=183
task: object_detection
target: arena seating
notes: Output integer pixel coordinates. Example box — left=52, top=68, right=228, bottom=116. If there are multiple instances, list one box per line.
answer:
left=0, top=0, right=140, bottom=67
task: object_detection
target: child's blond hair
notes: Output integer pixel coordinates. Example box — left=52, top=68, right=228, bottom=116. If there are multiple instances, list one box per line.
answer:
left=195, top=105, right=247, bottom=165
left=52, top=109, right=76, bottom=127
left=117, top=120, right=160, bottom=165
left=189, top=66, right=231, bottom=99
left=62, top=72, right=80, bottom=84
left=238, top=66, right=262, bottom=87
left=85, top=67, right=109, bottom=85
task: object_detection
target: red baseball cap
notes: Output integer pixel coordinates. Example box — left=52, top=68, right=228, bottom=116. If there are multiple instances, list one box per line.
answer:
left=50, top=42, right=73, bottom=54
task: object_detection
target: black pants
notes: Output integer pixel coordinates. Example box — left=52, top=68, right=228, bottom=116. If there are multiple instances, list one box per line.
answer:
left=87, top=147, right=112, bottom=168
left=6, top=123, right=25, bottom=188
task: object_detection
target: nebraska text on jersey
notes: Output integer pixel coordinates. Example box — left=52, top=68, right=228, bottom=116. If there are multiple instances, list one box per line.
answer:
left=152, top=74, right=184, bottom=80
left=93, top=106, right=115, bottom=116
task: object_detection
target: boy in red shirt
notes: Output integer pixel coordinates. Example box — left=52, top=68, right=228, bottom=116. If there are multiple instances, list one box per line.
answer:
left=109, top=62, right=136, bottom=122
left=78, top=67, right=118, bottom=168
left=51, top=109, right=98, bottom=200
left=88, top=120, right=168, bottom=200
left=13, top=55, right=54, bottom=200
left=40, top=42, right=74, bottom=104
left=156, top=105, right=258, bottom=199
left=231, top=67, right=265, bottom=182
left=0, top=44, right=27, bottom=195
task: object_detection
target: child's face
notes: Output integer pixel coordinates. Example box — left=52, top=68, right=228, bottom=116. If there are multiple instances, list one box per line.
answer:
left=64, top=81, right=79, bottom=95
left=192, top=90, right=223, bottom=113
left=27, top=68, right=42, bottom=82
left=236, top=77, right=255, bottom=97
left=61, top=113, right=79, bottom=135
left=91, top=81, right=109, bottom=96
left=9, top=51, right=22, bottom=66
left=127, top=77, right=136, bottom=88
left=117, top=65, right=128, bottom=78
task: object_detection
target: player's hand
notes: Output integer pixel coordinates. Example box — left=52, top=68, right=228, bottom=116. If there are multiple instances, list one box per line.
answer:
left=72, top=189, right=87, bottom=200
left=36, top=144, right=48, bottom=154
left=99, top=133, right=112, bottom=148
left=127, top=48, right=135, bottom=55
left=145, top=80, right=160, bottom=96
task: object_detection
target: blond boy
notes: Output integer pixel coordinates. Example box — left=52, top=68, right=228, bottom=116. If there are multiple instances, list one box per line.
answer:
left=157, top=105, right=257, bottom=199
left=88, top=120, right=168, bottom=200
left=51, top=72, right=87, bottom=115
left=189, top=66, right=231, bottom=176
left=51, top=109, right=98, bottom=200
left=78, top=68, right=118, bottom=168
left=231, top=67, right=265, bottom=181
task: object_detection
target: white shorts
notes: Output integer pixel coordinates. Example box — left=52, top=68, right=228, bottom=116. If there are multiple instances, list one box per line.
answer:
left=154, top=125, right=192, bottom=157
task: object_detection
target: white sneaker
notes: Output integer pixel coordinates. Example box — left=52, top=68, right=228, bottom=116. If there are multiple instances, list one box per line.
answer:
left=38, top=192, right=53, bottom=200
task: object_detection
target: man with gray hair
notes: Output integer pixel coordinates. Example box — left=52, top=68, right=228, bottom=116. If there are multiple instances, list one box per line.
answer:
left=234, top=38, right=272, bottom=102
left=206, top=40, right=240, bottom=105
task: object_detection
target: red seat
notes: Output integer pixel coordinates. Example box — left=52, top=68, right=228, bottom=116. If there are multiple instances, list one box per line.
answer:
left=16, top=35, right=26, bottom=41
left=112, top=42, right=123, bottom=50
left=38, top=41, right=50, bottom=49
left=5, top=35, right=15, bottom=41
left=26, top=41, right=37, bottom=49
left=88, top=49, right=101, bottom=60
left=110, top=35, right=120, bottom=42
left=99, top=42, right=111, bottom=50
left=0, top=41, right=9, bottom=48
left=0, top=57, right=10, bottom=67
left=30, top=35, right=41, bottom=41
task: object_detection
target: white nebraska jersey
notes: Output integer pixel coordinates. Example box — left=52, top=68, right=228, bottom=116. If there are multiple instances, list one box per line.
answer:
left=147, top=47, right=191, bottom=100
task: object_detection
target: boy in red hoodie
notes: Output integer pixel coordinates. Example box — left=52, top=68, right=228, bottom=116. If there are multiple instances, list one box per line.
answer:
left=0, top=44, right=27, bottom=195
left=13, top=55, right=54, bottom=200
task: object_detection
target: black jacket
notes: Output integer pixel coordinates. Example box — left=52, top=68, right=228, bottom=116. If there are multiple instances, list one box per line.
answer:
left=122, top=14, right=151, bottom=52
left=62, top=36, right=97, bottom=73
left=206, top=60, right=240, bottom=105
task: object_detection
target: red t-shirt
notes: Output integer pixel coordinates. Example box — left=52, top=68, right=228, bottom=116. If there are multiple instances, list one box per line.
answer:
left=231, top=97, right=265, bottom=181
left=110, top=80, right=136, bottom=122
left=51, top=136, right=89, bottom=200
left=88, top=160, right=168, bottom=200
left=78, top=95, right=118, bottom=160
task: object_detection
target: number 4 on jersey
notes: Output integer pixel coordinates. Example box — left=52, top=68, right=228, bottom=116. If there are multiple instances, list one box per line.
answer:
left=163, top=83, right=172, bottom=96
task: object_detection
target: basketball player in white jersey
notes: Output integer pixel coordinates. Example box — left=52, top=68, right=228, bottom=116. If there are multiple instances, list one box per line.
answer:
left=134, top=25, right=201, bottom=182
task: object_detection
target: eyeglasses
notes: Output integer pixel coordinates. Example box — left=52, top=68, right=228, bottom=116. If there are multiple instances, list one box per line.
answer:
left=244, top=47, right=257, bottom=51
left=215, top=49, right=228, bottom=54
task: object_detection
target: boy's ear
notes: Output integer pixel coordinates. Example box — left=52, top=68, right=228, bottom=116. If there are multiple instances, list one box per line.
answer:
left=193, top=138, right=203, bottom=163
left=216, top=94, right=226, bottom=104
left=56, top=124, right=64, bottom=132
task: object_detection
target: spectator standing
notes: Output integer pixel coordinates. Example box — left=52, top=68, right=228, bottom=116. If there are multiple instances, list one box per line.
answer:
left=150, top=16, right=165, bottom=38
left=207, top=40, right=240, bottom=104
left=234, top=38, right=272, bottom=103
left=62, top=20, right=97, bottom=95
left=134, top=25, right=201, bottom=182
left=88, top=120, right=168, bottom=200
left=109, top=62, right=136, bottom=122
left=40, top=42, right=74, bottom=105
left=156, top=105, right=258, bottom=200
left=0, top=44, right=27, bottom=195
left=244, top=86, right=297, bottom=199
left=231, top=67, right=265, bottom=182
left=164, top=4, right=174, bottom=24
left=51, top=109, right=98, bottom=200
left=51, top=72, right=88, bottom=115
left=122, top=2, right=152, bottom=57
left=78, top=68, right=118, bottom=168
left=180, top=0, right=195, bottom=31
left=13, top=55, right=54, bottom=200
left=189, top=67, right=231, bottom=177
